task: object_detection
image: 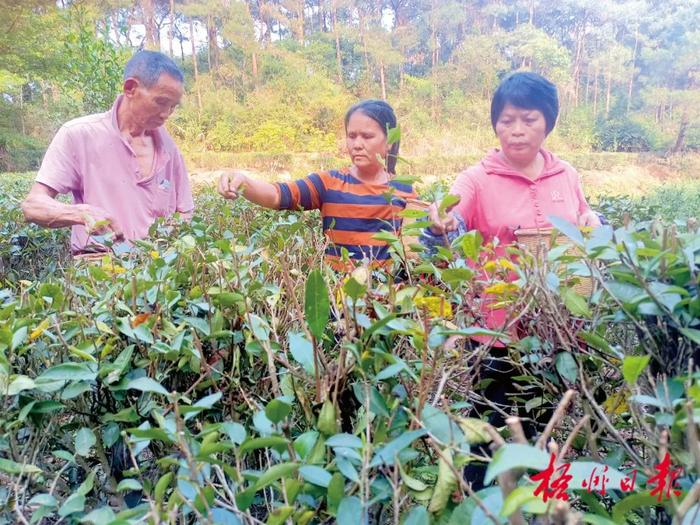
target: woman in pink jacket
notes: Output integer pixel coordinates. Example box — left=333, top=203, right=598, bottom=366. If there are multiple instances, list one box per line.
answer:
left=425, top=71, right=600, bottom=244
left=424, top=71, right=600, bottom=489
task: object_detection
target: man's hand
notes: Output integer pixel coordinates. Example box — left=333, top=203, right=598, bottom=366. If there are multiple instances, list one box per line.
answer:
left=578, top=210, right=602, bottom=228
left=217, top=170, right=248, bottom=200
left=21, top=182, right=124, bottom=240
left=427, top=202, right=460, bottom=235
left=78, top=204, right=124, bottom=241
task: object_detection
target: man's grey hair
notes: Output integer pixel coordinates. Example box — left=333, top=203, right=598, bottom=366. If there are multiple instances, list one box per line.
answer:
left=124, top=50, right=184, bottom=87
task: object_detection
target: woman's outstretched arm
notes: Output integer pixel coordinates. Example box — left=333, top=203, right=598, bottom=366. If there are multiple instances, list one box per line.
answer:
left=218, top=170, right=280, bottom=209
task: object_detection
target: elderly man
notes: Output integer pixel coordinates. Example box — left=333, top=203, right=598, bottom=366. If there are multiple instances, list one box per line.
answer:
left=21, top=50, right=194, bottom=255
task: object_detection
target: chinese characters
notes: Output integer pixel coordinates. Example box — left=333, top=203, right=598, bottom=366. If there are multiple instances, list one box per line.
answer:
left=533, top=452, right=682, bottom=503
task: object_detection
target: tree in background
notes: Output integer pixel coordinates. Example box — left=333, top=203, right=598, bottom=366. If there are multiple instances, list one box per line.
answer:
left=0, top=0, right=698, bottom=169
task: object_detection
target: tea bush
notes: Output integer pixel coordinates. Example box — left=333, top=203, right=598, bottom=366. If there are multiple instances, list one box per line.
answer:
left=1, top=179, right=700, bottom=524
left=594, top=183, right=700, bottom=227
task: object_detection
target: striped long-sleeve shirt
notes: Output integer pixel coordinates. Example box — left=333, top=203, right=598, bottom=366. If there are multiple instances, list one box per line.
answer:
left=275, top=168, right=417, bottom=270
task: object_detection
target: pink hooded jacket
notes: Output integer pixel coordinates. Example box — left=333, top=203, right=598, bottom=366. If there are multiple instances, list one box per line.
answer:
left=451, top=148, right=593, bottom=246
left=449, top=148, right=593, bottom=345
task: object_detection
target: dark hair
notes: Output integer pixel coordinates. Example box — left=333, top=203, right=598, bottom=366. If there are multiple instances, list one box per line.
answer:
left=124, top=50, right=184, bottom=87
left=344, top=99, right=399, bottom=174
left=491, top=72, right=559, bottom=135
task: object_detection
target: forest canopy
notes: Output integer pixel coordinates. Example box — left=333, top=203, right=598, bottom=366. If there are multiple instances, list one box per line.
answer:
left=0, top=0, right=698, bottom=172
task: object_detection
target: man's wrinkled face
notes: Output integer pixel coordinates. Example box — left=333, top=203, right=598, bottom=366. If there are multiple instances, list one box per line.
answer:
left=125, top=73, right=183, bottom=131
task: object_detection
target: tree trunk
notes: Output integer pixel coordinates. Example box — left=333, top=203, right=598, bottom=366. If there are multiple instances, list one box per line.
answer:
left=379, top=60, right=387, bottom=101
left=252, top=51, right=259, bottom=86
left=431, top=0, right=438, bottom=119
left=40, top=80, right=48, bottom=111
left=126, top=5, right=137, bottom=46
left=626, top=25, right=639, bottom=114
left=258, top=1, right=271, bottom=44
left=141, top=0, right=159, bottom=50
left=584, top=61, right=591, bottom=104
left=168, top=0, right=174, bottom=57
left=317, top=0, right=322, bottom=32
left=296, top=0, right=305, bottom=44
left=331, top=0, right=342, bottom=83
left=605, top=68, right=612, bottom=117
left=399, top=40, right=406, bottom=92
left=111, top=12, right=121, bottom=47
left=206, top=15, right=212, bottom=71
left=358, top=9, right=371, bottom=92
left=572, top=26, right=584, bottom=106
left=529, top=0, right=535, bottom=25
left=19, top=84, right=25, bottom=136
left=669, top=111, right=688, bottom=154
left=189, top=17, right=202, bottom=111
left=593, top=64, right=599, bottom=115
left=207, top=15, right=219, bottom=72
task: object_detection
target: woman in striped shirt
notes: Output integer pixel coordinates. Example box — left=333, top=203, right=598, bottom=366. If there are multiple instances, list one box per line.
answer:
left=217, top=100, right=416, bottom=270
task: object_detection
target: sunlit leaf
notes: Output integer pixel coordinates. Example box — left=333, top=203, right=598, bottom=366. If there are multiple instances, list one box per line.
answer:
left=622, top=355, right=650, bottom=385
left=484, top=444, right=550, bottom=484
left=305, top=269, right=329, bottom=340
left=75, top=427, right=96, bottom=456
left=126, top=377, right=169, bottom=396
left=299, top=465, right=332, bottom=487
left=337, top=496, right=363, bottom=525
left=370, top=429, right=427, bottom=467
left=555, top=352, right=578, bottom=383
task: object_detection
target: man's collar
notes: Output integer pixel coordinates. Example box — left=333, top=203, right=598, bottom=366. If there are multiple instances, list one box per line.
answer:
left=110, top=94, right=124, bottom=134
left=110, top=94, right=165, bottom=141
left=110, top=94, right=171, bottom=172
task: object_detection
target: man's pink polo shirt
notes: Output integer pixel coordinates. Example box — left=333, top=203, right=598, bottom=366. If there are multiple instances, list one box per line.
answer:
left=36, top=95, right=194, bottom=254
left=451, top=148, right=592, bottom=245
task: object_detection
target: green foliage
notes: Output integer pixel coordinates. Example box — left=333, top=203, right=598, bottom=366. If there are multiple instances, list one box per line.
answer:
left=595, top=116, right=652, bottom=152
left=1, top=176, right=699, bottom=524
left=0, top=174, right=69, bottom=280
left=171, top=53, right=349, bottom=155
left=0, top=129, right=44, bottom=172
left=2, top=0, right=698, bottom=165
left=61, top=21, right=126, bottom=114
left=595, top=183, right=700, bottom=226
left=557, top=106, right=597, bottom=150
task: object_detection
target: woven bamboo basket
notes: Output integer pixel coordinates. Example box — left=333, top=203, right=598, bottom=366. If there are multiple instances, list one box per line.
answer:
left=514, top=227, right=594, bottom=296
left=400, top=198, right=432, bottom=259
left=73, top=252, right=110, bottom=262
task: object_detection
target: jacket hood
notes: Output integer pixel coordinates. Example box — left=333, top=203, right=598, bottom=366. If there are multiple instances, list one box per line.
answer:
left=480, top=148, right=567, bottom=180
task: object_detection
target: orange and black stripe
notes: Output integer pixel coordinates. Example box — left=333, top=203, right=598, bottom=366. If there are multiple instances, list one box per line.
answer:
left=276, top=168, right=416, bottom=269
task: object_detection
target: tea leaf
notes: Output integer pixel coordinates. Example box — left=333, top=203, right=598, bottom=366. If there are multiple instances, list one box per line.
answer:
left=265, top=398, right=292, bottom=424
left=404, top=506, right=429, bottom=525
left=549, top=215, right=584, bottom=246
left=255, top=462, right=298, bottom=490
left=299, top=465, right=332, bottom=487
left=116, top=479, right=142, bottom=492
left=305, top=269, right=329, bottom=340
left=370, top=429, right=427, bottom=467
left=337, top=496, right=363, bottom=525
left=485, top=444, right=550, bottom=484
left=622, top=355, right=650, bottom=385
left=555, top=352, right=578, bottom=384
left=0, top=458, right=41, bottom=475
left=74, top=427, right=96, bottom=456
left=289, top=332, right=315, bottom=374
left=127, top=377, right=169, bottom=396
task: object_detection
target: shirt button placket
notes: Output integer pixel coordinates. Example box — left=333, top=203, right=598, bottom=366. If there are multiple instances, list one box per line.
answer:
left=531, top=184, right=544, bottom=225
